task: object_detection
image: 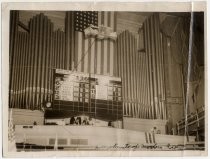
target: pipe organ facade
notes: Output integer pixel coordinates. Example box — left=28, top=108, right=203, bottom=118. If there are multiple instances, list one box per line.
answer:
left=9, top=11, right=118, bottom=110
left=117, top=14, right=167, bottom=119
left=143, top=14, right=167, bottom=119
left=9, top=11, right=201, bottom=123
left=10, top=13, right=57, bottom=109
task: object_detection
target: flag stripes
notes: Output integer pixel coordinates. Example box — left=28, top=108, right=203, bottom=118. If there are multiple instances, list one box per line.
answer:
left=145, top=132, right=156, bottom=144
left=8, top=110, right=15, bottom=142
left=73, top=11, right=116, bottom=76
left=65, top=12, right=74, bottom=70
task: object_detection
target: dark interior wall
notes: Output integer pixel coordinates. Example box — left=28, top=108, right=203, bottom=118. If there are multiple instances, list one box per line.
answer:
left=161, top=15, right=189, bottom=129
left=192, top=12, right=204, bottom=66
left=160, top=12, right=204, bottom=129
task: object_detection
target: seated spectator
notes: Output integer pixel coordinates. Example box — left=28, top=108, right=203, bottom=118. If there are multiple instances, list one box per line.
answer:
left=88, top=117, right=94, bottom=125
left=151, top=126, right=158, bottom=134
left=70, top=116, right=76, bottom=125
left=75, top=117, right=81, bottom=125
left=108, top=121, right=112, bottom=127
left=82, top=117, right=88, bottom=125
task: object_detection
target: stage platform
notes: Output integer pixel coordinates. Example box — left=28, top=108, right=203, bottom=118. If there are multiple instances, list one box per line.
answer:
left=14, top=125, right=198, bottom=151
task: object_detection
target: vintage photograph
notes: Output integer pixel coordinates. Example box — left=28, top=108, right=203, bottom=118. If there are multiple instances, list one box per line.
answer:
left=3, top=2, right=206, bottom=156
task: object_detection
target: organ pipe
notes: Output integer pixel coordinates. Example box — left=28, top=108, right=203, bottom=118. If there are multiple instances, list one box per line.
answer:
left=117, top=30, right=150, bottom=118
left=116, top=13, right=167, bottom=120
left=9, top=11, right=19, bottom=107
left=143, top=13, right=167, bottom=119
left=10, top=13, right=57, bottom=110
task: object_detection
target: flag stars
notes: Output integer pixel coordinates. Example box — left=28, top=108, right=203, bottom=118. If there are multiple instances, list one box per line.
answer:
left=75, top=11, right=98, bottom=32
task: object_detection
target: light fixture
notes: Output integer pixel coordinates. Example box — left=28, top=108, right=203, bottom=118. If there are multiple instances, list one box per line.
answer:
left=46, top=102, right=52, bottom=108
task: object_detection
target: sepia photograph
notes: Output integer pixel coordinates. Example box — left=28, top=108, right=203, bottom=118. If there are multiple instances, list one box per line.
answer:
left=2, top=1, right=207, bottom=157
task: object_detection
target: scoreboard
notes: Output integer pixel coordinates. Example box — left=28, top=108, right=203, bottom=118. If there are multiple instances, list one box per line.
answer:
left=49, top=69, right=123, bottom=121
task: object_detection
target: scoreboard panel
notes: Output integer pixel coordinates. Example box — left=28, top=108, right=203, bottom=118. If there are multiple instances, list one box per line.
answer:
left=49, top=69, right=123, bottom=121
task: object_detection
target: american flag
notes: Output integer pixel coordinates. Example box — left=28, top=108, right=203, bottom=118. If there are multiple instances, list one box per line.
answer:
left=75, top=11, right=98, bottom=32
left=73, top=11, right=117, bottom=76
left=8, top=109, right=16, bottom=151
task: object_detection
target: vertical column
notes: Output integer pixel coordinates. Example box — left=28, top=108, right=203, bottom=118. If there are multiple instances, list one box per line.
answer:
left=9, top=11, right=19, bottom=108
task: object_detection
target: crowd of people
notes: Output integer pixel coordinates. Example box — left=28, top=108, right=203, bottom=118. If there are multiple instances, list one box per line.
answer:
left=69, top=116, right=94, bottom=125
